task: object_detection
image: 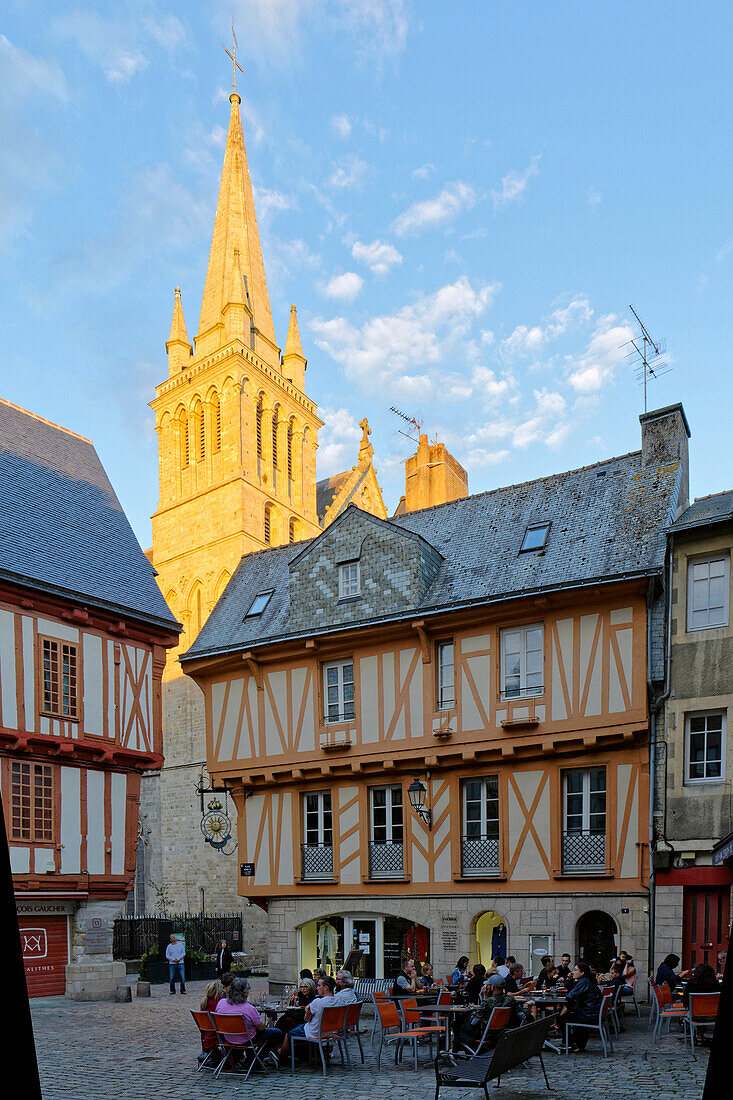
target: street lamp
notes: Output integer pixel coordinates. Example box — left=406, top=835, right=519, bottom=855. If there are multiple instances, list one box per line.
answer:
left=408, top=777, right=432, bottom=829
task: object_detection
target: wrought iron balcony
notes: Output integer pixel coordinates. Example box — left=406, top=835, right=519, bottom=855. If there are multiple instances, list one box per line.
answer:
left=561, top=830, right=606, bottom=873
left=368, top=841, right=404, bottom=879
left=461, top=835, right=500, bottom=877
left=301, top=843, right=334, bottom=881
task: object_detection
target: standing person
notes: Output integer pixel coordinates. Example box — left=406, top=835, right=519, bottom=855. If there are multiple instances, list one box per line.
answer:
left=557, top=963, right=602, bottom=1052
left=216, top=938, right=233, bottom=979
left=166, top=933, right=186, bottom=995
left=392, top=958, right=419, bottom=998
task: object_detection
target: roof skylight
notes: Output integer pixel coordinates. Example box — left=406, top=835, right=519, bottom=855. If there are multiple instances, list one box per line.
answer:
left=244, top=591, right=273, bottom=617
left=520, top=522, right=551, bottom=553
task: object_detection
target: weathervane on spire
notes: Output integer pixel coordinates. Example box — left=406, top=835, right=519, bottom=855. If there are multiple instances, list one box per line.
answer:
left=223, top=21, right=245, bottom=94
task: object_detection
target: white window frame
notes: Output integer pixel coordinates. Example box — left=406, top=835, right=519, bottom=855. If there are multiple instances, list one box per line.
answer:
left=303, top=790, right=333, bottom=847
left=369, top=785, right=404, bottom=845
left=462, top=776, right=500, bottom=840
left=500, top=623, right=544, bottom=700
left=323, top=659, right=355, bottom=724
left=685, top=710, right=726, bottom=784
left=686, top=554, right=730, bottom=631
left=338, top=561, right=360, bottom=599
left=437, top=640, right=455, bottom=710
left=562, top=767, right=607, bottom=833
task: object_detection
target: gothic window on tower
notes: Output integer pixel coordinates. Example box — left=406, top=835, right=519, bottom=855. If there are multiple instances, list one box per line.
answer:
left=289, top=517, right=297, bottom=544
left=212, top=392, right=221, bottom=454
left=178, top=407, right=189, bottom=468
left=287, top=418, right=294, bottom=496
left=195, top=400, right=205, bottom=462
left=256, top=393, right=264, bottom=476
left=272, top=404, right=280, bottom=488
left=264, top=503, right=272, bottom=545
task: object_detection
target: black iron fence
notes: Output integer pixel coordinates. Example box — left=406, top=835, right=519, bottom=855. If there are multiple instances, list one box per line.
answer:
left=368, top=841, right=404, bottom=879
left=561, top=830, right=606, bottom=872
left=113, top=912, right=244, bottom=960
left=301, top=843, right=334, bottom=880
left=461, top=835, right=500, bottom=876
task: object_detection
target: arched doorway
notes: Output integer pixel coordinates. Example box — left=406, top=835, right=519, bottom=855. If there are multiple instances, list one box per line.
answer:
left=577, top=911, right=617, bottom=971
left=474, top=910, right=508, bottom=967
left=298, top=912, right=431, bottom=980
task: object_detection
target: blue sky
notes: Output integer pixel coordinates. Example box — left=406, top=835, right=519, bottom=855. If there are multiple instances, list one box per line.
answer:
left=2, top=2, right=732, bottom=547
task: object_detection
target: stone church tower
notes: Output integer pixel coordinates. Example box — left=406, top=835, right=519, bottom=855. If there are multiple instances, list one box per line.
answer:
left=139, top=84, right=385, bottom=943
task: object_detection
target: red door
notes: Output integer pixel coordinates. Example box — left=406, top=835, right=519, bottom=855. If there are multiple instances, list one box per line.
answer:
left=682, top=888, right=731, bottom=972
left=18, top=916, right=68, bottom=997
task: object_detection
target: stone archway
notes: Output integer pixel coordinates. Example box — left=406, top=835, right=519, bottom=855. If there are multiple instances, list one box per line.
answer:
left=473, top=910, right=509, bottom=968
left=577, top=910, right=617, bottom=971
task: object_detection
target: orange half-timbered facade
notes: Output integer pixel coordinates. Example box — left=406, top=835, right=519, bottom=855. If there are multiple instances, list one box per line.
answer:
left=0, top=399, right=178, bottom=998
left=184, top=404, right=691, bottom=982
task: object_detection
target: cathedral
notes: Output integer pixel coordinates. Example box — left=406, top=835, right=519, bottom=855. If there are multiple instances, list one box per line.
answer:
left=140, top=78, right=467, bottom=951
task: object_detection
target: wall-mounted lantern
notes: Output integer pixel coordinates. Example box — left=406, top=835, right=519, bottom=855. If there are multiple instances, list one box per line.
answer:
left=408, top=776, right=432, bottom=829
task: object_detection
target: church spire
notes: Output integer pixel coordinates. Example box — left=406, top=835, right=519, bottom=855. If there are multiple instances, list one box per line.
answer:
left=282, top=304, right=307, bottom=390
left=196, top=89, right=279, bottom=367
left=166, top=287, right=192, bottom=375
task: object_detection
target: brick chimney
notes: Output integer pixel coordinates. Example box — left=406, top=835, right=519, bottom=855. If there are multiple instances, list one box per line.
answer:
left=639, top=402, right=691, bottom=514
left=403, top=434, right=468, bottom=513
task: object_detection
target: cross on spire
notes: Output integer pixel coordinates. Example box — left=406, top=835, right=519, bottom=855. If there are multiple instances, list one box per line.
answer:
left=222, top=21, right=245, bottom=93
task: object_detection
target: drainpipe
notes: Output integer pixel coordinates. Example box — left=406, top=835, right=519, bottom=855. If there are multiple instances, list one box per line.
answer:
left=648, top=539, right=675, bottom=981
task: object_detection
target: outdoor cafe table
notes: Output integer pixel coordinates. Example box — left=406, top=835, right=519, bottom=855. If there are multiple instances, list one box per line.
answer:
left=517, top=993, right=567, bottom=1054
left=422, top=1003, right=477, bottom=1051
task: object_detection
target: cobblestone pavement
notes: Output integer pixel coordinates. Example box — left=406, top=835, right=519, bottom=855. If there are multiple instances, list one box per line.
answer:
left=32, top=981, right=709, bottom=1100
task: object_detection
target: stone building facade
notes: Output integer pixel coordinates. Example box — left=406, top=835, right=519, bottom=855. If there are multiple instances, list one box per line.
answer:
left=652, top=487, right=733, bottom=970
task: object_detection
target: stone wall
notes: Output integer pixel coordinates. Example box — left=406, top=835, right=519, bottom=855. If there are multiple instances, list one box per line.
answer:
left=66, top=898, right=128, bottom=1001
left=653, top=883, right=684, bottom=963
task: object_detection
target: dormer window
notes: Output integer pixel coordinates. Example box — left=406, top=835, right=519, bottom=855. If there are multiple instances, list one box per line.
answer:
left=338, top=561, right=360, bottom=599
left=520, top=522, right=550, bottom=553
left=245, top=591, right=272, bottom=617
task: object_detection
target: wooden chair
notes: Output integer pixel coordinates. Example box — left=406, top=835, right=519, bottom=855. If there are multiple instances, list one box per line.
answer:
left=190, top=1010, right=219, bottom=1072
left=683, top=992, right=720, bottom=1055
left=290, top=1003, right=348, bottom=1077
left=209, top=1011, right=271, bottom=1081
left=375, top=999, right=443, bottom=1073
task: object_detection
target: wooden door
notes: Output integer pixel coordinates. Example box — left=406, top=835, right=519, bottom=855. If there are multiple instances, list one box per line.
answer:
left=683, top=887, right=730, bottom=972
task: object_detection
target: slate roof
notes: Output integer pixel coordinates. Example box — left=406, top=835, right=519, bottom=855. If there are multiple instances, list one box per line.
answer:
left=0, top=399, right=179, bottom=632
left=670, top=491, right=733, bottom=533
left=185, top=447, right=682, bottom=662
left=316, top=472, right=350, bottom=524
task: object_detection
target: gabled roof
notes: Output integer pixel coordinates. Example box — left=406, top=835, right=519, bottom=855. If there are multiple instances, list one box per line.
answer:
left=184, top=447, right=682, bottom=662
left=670, top=491, right=733, bottom=533
left=0, top=399, right=179, bottom=632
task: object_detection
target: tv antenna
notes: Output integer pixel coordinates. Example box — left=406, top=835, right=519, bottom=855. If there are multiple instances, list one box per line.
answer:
left=623, top=305, right=671, bottom=412
left=390, top=406, right=422, bottom=443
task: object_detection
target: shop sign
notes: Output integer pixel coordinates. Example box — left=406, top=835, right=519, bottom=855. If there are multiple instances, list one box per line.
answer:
left=85, top=916, right=108, bottom=954
left=16, top=900, right=75, bottom=916
left=713, top=837, right=733, bottom=866
left=441, top=914, right=459, bottom=953
left=240, top=862, right=255, bottom=876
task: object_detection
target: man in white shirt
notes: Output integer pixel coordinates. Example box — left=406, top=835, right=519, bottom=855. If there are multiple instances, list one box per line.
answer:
left=332, top=970, right=357, bottom=1005
left=165, top=934, right=186, bottom=994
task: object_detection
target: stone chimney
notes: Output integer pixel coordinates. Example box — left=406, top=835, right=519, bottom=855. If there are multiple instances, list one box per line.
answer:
left=639, top=402, right=691, bottom=514
left=404, top=434, right=468, bottom=513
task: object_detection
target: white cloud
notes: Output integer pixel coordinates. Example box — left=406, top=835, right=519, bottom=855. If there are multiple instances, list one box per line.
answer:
left=253, top=187, right=296, bottom=224
left=322, top=271, right=364, bottom=301
left=311, top=276, right=498, bottom=394
left=471, top=365, right=516, bottom=403
left=52, top=11, right=185, bottom=84
left=0, top=35, right=69, bottom=102
left=567, top=315, right=633, bottom=394
left=587, top=187, right=602, bottom=211
left=329, top=155, right=369, bottom=189
left=351, top=238, right=403, bottom=275
left=502, top=296, right=593, bottom=359
left=412, top=163, right=434, bottom=180
left=393, top=181, right=476, bottom=237
left=492, top=156, right=540, bottom=209
left=465, top=447, right=510, bottom=468
left=317, top=406, right=362, bottom=474
left=331, top=113, right=353, bottom=138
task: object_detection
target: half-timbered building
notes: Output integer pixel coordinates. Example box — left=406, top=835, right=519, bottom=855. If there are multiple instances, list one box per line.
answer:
left=0, top=399, right=179, bottom=998
left=182, top=403, right=690, bottom=982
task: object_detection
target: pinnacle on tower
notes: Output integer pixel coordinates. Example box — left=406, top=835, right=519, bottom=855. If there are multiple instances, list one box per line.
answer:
left=196, top=91, right=279, bottom=368
left=166, top=287, right=192, bottom=375
left=282, top=304, right=307, bottom=391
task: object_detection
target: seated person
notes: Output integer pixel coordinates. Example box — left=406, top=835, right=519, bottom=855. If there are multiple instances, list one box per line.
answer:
left=418, top=962, right=436, bottom=989
left=198, top=980, right=224, bottom=1064
left=451, top=955, right=470, bottom=988
left=535, top=956, right=555, bottom=989
left=716, top=951, right=727, bottom=981
left=465, top=963, right=486, bottom=1002
left=454, top=975, right=520, bottom=1052
left=279, top=975, right=335, bottom=1062
left=392, top=958, right=419, bottom=998
left=557, top=962, right=602, bottom=1052
left=299, top=968, right=314, bottom=981
left=655, top=953, right=686, bottom=991
left=505, top=963, right=533, bottom=994
left=332, top=969, right=357, bottom=1005
left=214, top=977, right=282, bottom=1065
left=492, top=955, right=510, bottom=979
left=312, top=967, right=327, bottom=984
left=682, top=963, right=720, bottom=1008
left=274, top=977, right=315, bottom=1034
left=556, top=954, right=572, bottom=985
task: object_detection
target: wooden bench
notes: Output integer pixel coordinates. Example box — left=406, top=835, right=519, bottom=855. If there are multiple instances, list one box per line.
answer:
left=433, top=1014, right=557, bottom=1098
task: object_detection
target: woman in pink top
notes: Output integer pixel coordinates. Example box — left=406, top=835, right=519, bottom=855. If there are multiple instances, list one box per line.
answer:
left=215, top=977, right=281, bottom=1063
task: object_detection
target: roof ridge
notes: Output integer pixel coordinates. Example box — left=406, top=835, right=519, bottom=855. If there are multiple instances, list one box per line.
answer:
left=691, top=490, right=733, bottom=503
left=390, top=447, right=645, bottom=521
left=0, top=398, right=92, bottom=444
